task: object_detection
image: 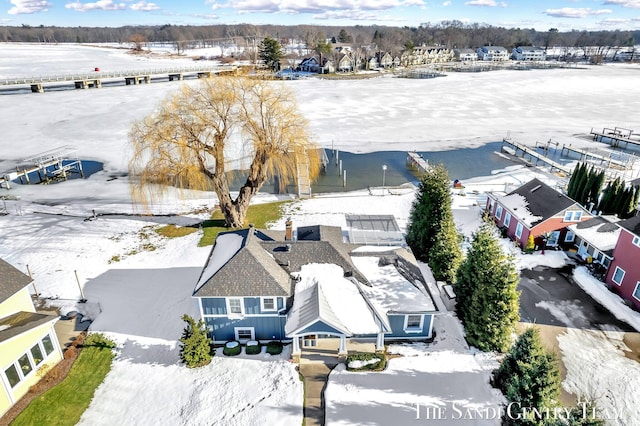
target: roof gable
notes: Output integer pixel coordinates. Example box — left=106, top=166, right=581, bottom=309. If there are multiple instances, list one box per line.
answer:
left=619, top=215, right=640, bottom=237
left=0, top=258, right=32, bottom=304
left=505, top=178, right=579, bottom=224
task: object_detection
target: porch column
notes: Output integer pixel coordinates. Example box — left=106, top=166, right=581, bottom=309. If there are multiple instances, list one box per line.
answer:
left=338, top=335, right=347, bottom=355
left=292, top=335, right=301, bottom=355
left=376, top=332, right=385, bottom=352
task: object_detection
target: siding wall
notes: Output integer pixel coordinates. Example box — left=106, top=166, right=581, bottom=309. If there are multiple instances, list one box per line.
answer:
left=0, top=288, right=34, bottom=319
left=200, top=297, right=285, bottom=316
left=606, top=230, right=640, bottom=309
left=387, top=314, right=433, bottom=339
left=205, top=316, right=287, bottom=342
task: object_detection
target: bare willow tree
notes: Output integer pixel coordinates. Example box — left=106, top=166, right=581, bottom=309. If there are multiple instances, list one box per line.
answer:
left=129, top=76, right=321, bottom=228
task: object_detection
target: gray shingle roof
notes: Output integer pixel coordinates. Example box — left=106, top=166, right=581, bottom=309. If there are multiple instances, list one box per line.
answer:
left=0, top=311, right=57, bottom=344
left=0, top=258, right=32, bottom=304
left=575, top=216, right=619, bottom=233
left=193, top=228, right=291, bottom=298
left=508, top=178, right=578, bottom=224
left=619, top=215, right=640, bottom=236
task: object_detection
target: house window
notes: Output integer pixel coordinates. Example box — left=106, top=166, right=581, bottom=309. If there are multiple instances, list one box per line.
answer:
left=546, top=231, right=560, bottom=247
left=42, top=334, right=54, bottom=355
left=602, top=257, right=611, bottom=268
left=565, top=231, right=575, bottom=243
left=30, top=344, right=44, bottom=366
left=4, top=364, right=20, bottom=388
left=495, top=205, right=503, bottom=220
left=303, top=335, right=317, bottom=347
left=633, top=236, right=640, bottom=248
left=563, top=211, right=582, bottom=222
left=18, top=353, right=33, bottom=377
left=634, top=282, right=640, bottom=302
left=261, top=297, right=276, bottom=312
left=504, top=213, right=511, bottom=228
left=234, top=327, right=254, bottom=341
left=612, top=266, right=625, bottom=286
left=404, top=314, right=423, bottom=333
left=227, top=298, right=243, bottom=315
left=515, top=222, right=523, bottom=239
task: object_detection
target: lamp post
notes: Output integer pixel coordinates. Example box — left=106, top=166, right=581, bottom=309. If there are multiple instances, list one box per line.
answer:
left=382, top=164, right=387, bottom=196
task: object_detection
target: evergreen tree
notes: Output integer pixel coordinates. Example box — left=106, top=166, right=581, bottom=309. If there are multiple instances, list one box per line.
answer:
left=259, top=37, right=284, bottom=71
left=406, top=164, right=458, bottom=272
left=455, top=223, right=520, bottom=352
left=588, top=170, right=605, bottom=209
left=570, top=163, right=588, bottom=201
left=566, top=164, right=579, bottom=199
left=596, top=181, right=613, bottom=213
left=429, top=216, right=462, bottom=283
left=493, top=328, right=561, bottom=410
left=579, top=166, right=596, bottom=206
left=179, top=314, right=212, bottom=368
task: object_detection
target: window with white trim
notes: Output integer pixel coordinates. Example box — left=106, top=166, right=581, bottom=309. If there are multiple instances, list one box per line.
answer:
left=261, top=297, right=276, bottom=312
left=495, top=205, right=503, bottom=220
left=3, top=334, right=55, bottom=389
left=227, top=298, right=243, bottom=315
left=633, top=236, right=640, bottom=248
left=234, top=327, right=255, bottom=341
left=565, top=231, right=575, bottom=243
left=563, top=211, right=583, bottom=222
left=504, top=212, right=511, bottom=228
left=612, top=266, right=625, bottom=286
left=515, top=222, right=523, bottom=239
left=633, top=282, right=640, bottom=302
left=404, top=314, right=423, bottom=333
left=4, top=365, right=20, bottom=388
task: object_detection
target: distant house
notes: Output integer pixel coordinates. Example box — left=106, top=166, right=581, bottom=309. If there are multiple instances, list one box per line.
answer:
left=192, top=217, right=438, bottom=357
left=605, top=215, right=640, bottom=309
left=336, top=52, right=353, bottom=72
left=297, top=56, right=334, bottom=74
left=567, top=216, right=620, bottom=269
left=367, top=56, right=379, bottom=70
left=477, top=46, right=509, bottom=61
left=376, top=52, right=393, bottom=68
left=511, top=46, right=546, bottom=61
left=1, top=258, right=63, bottom=416
left=454, top=48, right=477, bottom=62
left=486, top=178, right=592, bottom=249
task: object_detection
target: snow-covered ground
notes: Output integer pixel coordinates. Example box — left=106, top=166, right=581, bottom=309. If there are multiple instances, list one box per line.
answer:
left=2, top=43, right=640, bottom=425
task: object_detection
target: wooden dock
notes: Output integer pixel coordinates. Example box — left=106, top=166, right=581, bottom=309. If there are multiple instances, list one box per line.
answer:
left=406, top=151, right=430, bottom=174
left=590, top=127, right=640, bottom=149
left=558, top=143, right=637, bottom=170
left=502, top=138, right=571, bottom=175
left=0, top=146, right=83, bottom=189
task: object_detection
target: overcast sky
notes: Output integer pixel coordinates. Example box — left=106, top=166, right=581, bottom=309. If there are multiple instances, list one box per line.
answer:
left=2, top=0, right=640, bottom=32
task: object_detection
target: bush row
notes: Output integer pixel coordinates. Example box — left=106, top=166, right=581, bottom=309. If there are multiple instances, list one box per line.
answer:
left=221, top=340, right=284, bottom=356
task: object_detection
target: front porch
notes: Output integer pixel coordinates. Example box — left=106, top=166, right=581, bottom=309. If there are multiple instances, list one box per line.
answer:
left=291, top=334, right=382, bottom=363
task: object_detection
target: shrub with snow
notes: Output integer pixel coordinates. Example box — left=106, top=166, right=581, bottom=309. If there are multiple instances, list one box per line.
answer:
left=223, top=340, right=241, bottom=356
left=346, top=353, right=386, bottom=371
left=266, top=341, right=283, bottom=355
left=245, top=340, right=261, bottom=355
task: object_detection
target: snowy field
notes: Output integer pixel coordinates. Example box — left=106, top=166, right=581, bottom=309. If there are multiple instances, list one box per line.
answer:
left=1, top=43, right=640, bottom=425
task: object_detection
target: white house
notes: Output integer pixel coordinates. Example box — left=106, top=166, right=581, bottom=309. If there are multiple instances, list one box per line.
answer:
left=477, top=46, right=509, bottom=61
left=511, top=46, right=546, bottom=61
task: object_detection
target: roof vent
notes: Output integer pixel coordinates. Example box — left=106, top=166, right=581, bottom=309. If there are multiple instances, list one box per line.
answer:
left=530, top=184, right=542, bottom=193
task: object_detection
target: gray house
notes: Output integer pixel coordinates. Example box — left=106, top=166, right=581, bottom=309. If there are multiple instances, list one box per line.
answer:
left=193, top=218, right=438, bottom=356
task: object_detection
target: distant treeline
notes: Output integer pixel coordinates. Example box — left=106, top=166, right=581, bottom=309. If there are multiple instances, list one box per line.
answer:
left=1, top=22, right=638, bottom=56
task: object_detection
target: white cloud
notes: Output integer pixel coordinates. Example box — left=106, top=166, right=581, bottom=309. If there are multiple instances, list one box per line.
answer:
left=65, top=1, right=127, bottom=12
left=603, top=0, right=640, bottom=8
left=8, top=0, right=51, bottom=15
left=129, top=1, right=160, bottom=11
left=313, top=9, right=404, bottom=21
left=225, top=0, right=423, bottom=14
left=443, top=1, right=452, bottom=5
left=464, top=0, right=499, bottom=6
left=543, top=7, right=612, bottom=18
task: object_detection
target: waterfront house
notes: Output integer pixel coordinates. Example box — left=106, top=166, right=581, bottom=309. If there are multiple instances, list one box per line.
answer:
left=477, top=46, right=509, bottom=61
left=605, top=215, right=640, bottom=309
left=567, top=216, right=620, bottom=269
left=511, top=46, right=546, bottom=61
left=192, top=218, right=438, bottom=357
left=486, top=178, right=592, bottom=249
left=1, top=258, right=63, bottom=416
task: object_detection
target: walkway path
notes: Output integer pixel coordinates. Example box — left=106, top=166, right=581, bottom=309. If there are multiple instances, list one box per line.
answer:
left=299, top=361, right=332, bottom=426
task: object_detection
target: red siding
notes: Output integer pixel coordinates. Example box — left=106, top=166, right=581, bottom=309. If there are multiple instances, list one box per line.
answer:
left=606, top=229, right=640, bottom=309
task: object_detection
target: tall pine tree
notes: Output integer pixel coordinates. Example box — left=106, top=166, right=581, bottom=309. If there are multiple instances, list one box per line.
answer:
left=406, top=164, right=462, bottom=283
left=455, top=223, right=520, bottom=352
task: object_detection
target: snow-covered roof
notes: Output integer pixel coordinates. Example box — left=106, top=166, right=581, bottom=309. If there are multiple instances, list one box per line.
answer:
left=568, top=216, right=621, bottom=252
left=351, top=256, right=436, bottom=315
left=496, top=193, right=543, bottom=227
left=286, top=264, right=381, bottom=336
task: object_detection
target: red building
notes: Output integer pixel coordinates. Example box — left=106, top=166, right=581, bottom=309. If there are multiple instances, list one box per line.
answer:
left=605, top=215, right=640, bottom=309
left=486, top=178, right=592, bottom=249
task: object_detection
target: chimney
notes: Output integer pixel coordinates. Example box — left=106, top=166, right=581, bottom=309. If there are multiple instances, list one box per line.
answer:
left=285, top=218, right=293, bottom=241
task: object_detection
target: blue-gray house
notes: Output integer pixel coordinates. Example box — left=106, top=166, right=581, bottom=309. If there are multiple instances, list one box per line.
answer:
left=193, top=218, right=438, bottom=356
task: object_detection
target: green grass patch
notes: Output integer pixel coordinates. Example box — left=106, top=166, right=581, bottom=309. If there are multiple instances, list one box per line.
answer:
left=345, top=352, right=387, bottom=372
left=156, top=224, right=198, bottom=238
left=198, top=200, right=291, bottom=246
left=12, top=334, right=115, bottom=426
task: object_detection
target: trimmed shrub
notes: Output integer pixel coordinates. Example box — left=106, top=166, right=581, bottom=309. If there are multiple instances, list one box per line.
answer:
left=223, top=341, right=241, bottom=356
left=346, top=352, right=386, bottom=372
left=245, top=340, right=261, bottom=355
left=266, top=341, right=283, bottom=355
